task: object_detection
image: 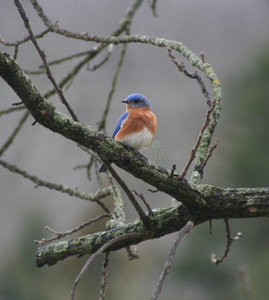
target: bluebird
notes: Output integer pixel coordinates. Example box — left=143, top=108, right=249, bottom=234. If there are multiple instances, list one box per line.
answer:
left=99, top=93, right=157, bottom=173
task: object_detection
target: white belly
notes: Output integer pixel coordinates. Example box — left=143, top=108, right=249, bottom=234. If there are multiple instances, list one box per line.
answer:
left=119, top=127, right=153, bottom=150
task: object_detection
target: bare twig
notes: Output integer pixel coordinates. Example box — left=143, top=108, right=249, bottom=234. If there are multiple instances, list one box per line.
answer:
left=180, top=99, right=217, bottom=179
left=13, top=42, right=19, bottom=60
left=103, top=161, right=149, bottom=225
left=44, top=50, right=95, bottom=69
left=0, top=159, right=111, bottom=212
left=99, top=252, right=110, bottom=300
left=165, top=45, right=220, bottom=182
left=148, top=0, right=158, bottom=17
left=210, top=219, right=242, bottom=265
left=14, top=0, right=79, bottom=122
left=199, top=139, right=219, bottom=173
left=27, top=0, right=143, bottom=98
left=0, top=110, right=30, bottom=157
left=30, top=0, right=144, bottom=41
left=88, top=44, right=114, bottom=72
left=26, top=46, right=113, bottom=75
left=34, top=214, right=111, bottom=245
left=166, top=45, right=211, bottom=106
left=0, top=28, right=50, bottom=47
left=70, top=233, right=143, bottom=300
left=132, top=190, right=152, bottom=217
left=98, top=39, right=128, bottom=134
left=151, top=221, right=194, bottom=300
left=0, top=106, right=25, bottom=117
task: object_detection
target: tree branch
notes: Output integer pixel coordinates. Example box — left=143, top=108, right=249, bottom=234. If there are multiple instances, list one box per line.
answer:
left=0, top=110, right=30, bottom=157
left=1, top=42, right=268, bottom=270
left=14, top=0, right=79, bottom=122
left=70, top=233, right=143, bottom=300
left=0, top=158, right=111, bottom=212
left=151, top=221, right=194, bottom=300
left=1, top=51, right=268, bottom=218
left=0, top=50, right=201, bottom=209
left=35, top=213, right=111, bottom=245
left=36, top=186, right=269, bottom=267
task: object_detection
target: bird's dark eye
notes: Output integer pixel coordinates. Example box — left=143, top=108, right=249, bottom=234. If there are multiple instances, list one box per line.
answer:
left=134, top=99, right=139, bottom=104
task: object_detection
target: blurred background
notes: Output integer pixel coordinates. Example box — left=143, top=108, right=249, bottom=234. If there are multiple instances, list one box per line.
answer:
left=0, top=0, right=269, bottom=299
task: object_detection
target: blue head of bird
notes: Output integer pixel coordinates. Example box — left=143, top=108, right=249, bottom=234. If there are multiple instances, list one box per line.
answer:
left=122, top=94, right=152, bottom=110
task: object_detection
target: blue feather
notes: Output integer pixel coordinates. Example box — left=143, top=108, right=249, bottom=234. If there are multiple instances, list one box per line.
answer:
left=112, top=111, right=129, bottom=138
left=99, top=112, right=129, bottom=173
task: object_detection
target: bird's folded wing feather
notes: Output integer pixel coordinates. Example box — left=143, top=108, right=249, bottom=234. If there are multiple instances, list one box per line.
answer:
left=112, top=112, right=129, bottom=138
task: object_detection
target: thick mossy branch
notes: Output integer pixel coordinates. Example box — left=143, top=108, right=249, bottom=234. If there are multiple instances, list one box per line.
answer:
left=0, top=51, right=201, bottom=209
left=36, top=204, right=190, bottom=267
left=1, top=51, right=269, bottom=215
left=36, top=186, right=269, bottom=267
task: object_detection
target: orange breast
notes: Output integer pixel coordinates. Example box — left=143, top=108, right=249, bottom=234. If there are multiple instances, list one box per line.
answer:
left=114, top=106, right=157, bottom=141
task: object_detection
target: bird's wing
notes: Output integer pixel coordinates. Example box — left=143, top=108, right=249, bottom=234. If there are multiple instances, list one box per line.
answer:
left=112, top=112, right=129, bottom=139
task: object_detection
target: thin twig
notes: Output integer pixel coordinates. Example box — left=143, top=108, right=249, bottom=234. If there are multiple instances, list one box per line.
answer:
left=13, top=42, right=19, bottom=60
left=88, top=44, right=114, bottom=72
left=34, top=213, right=111, bottom=245
left=0, top=110, right=30, bottom=157
left=30, top=0, right=144, bottom=41
left=0, top=159, right=111, bottom=212
left=44, top=49, right=95, bottom=69
left=98, top=39, right=128, bottom=134
left=199, top=139, right=219, bottom=173
left=25, top=46, right=111, bottom=75
left=103, top=161, right=149, bottom=225
left=99, top=252, right=110, bottom=300
left=70, top=233, right=143, bottom=300
left=148, top=0, right=158, bottom=17
left=151, top=221, right=194, bottom=300
left=166, top=45, right=211, bottom=106
left=179, top=99, right=217, bottom=179
left=210, top=219, right=242, bottom=265
left=0, top=28, right=50, bottom=47
left=0, top=106, right=25, bottom=117
left=132, top=190, right=152, bottom=217
left=14, top=0, right=79, bottom=122
left=27, top=0, right=143, bottom=98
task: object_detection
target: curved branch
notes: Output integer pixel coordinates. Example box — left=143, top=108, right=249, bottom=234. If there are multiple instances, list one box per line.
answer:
left=30, top=0, right=144, bottom=38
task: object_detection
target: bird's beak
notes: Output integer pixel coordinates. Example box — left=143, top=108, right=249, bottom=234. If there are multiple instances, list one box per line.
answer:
left=121, top=99, right=129, bottom=104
